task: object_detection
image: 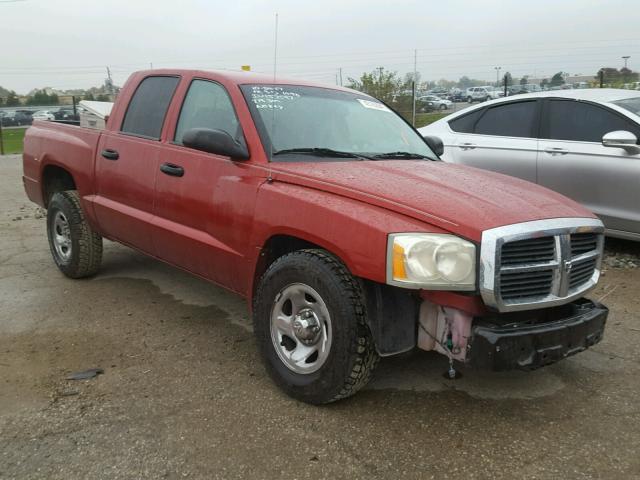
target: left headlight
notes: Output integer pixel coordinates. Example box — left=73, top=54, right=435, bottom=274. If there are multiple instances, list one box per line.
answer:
left=386, top=233, right=476, bottom=290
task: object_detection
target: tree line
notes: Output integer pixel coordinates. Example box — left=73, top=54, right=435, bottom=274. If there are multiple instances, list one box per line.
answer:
left=0, top=88, right=111, bottom=107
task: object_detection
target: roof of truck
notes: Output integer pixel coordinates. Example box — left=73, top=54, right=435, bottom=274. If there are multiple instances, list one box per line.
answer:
left=132, top=68, right=357, bottom=92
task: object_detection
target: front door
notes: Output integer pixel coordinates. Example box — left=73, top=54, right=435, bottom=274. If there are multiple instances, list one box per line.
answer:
left=152, top=78, right=258, bottom=292
left=537, top=99, right=640, bottom=237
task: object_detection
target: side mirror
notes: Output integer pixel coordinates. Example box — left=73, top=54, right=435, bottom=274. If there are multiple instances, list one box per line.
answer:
left=602, top=130, right=640, bottom=154
left=182, top=128, right=249, bottom=160
left=423, top=135, right=444, bottom=157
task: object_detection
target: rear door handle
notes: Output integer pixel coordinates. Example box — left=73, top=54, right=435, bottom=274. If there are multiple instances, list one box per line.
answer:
left=544, top=147, right=569, bottom=155
left=160, top=163, right=184, bottom=177
left=101, top=149, right=119, bottom=160
left=460, top=142, right=477, bottom=150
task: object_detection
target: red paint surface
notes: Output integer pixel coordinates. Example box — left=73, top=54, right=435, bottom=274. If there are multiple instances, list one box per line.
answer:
left=22, top=69, right=596, bottom=303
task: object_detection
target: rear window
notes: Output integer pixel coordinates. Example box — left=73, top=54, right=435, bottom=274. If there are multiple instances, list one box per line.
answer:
left=449, top=101, right=537, bottom=137
left=448, top=109, right=483, bottom=133
left=474, top=101, right=537, bottom=137
left=121, top=76, right=180, bottom=139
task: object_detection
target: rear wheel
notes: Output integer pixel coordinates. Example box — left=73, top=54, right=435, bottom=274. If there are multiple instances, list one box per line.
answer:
left=47, top=190, right=103, bottom=278
left=253, top=249, right=378, bottom=404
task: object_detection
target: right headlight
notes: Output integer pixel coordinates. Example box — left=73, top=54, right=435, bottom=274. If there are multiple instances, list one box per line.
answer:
left=386, top=233, right=476, bottom=290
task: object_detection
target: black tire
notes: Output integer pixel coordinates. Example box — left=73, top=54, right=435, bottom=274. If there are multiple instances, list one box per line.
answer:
left=440, top=103, right=447, bottom=110
left=467, top=96, right=473, bottom=103
left=46, top=190, right=103, bottom=279
left=253, top=249, right=379, bottom=404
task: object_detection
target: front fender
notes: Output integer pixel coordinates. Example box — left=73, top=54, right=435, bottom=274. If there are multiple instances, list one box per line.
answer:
left=249, top=181, right=447, bottom=285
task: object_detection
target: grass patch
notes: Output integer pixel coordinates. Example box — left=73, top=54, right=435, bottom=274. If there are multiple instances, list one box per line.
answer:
left=415, top=112, right=448, bottom=129
left=0, top=127, right=27, bottom=155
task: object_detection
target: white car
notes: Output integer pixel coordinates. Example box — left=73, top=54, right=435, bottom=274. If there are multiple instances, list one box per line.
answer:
left=32, top=110, right=56, bottom=121
left=465, top=86, right=502, bottom=103
left=418, top=89, right=640, bottom=240
left=418, top=95, right=452, bottom=110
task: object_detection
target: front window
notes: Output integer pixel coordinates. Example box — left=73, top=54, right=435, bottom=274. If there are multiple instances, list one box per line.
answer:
left=543, top=100, right=639, bottom=143
left=612, top=97, right=640, bottom=117
left=174, top=79, right=241, bottom=144
left=240, top=84, right=436, bottom=161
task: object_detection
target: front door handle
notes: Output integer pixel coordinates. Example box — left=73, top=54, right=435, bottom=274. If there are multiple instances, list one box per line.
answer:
left=544, top=147, right=569, bottom=155
left=160, top=163, right=184, bottom=177
left=101, top=149, right=119, bottom=160
left=460, top=142, right=477, bottom=150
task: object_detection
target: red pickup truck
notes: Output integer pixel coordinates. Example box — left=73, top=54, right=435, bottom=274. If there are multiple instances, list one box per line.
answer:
left=23, top=69, right=608, bottom=403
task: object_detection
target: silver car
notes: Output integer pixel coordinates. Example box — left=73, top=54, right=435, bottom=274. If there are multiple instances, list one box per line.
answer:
left=419, top=89, right=640, bottom=241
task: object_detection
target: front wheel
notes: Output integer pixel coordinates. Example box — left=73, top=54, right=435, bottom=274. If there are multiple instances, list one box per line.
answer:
left=253, top=249, right=378, bottom=404
left=467, top=96, right=473, bottom=103
left=440, top=103, right=447, bottom=110
left=47, top=190, right=103, bottom=278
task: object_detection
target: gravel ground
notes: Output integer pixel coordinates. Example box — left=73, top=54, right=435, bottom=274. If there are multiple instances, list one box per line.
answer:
left=1, top=154, right=639, bottom=479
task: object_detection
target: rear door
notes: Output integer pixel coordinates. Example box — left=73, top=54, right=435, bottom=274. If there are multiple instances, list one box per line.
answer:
left=447, top=100, right=540, bottom=182
left=94, top=75, right=180, bottom=252
left=538, top=99, right=640, bottom=236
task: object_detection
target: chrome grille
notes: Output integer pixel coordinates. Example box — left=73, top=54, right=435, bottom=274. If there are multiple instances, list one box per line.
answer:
left=500, top=269, right=554, bottom=300
left=501, top=237, right=555, bottom=265
left=569, top=258, right=598, bottom=289
left=480, top=218, right=604, bottom=312
left=571, top=232, right=598, bottom=256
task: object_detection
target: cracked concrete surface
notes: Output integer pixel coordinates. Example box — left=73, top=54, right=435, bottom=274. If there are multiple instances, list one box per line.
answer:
left=1, top=154, right=639, bottom=479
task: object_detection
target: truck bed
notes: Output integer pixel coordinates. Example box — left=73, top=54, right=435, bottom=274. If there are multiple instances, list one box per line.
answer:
left=23, top=120, right=103, bottom=207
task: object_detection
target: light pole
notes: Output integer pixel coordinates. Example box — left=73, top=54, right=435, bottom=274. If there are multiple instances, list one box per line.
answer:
left=622, top=56, right=631, bottom=69
left=494, top=67, right=501, bottom=86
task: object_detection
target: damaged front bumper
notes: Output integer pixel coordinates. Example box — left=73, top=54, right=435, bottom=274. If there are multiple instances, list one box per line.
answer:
left=468, top=299, right=608, bottom=371
left=418, top=297, right=608, bottom=371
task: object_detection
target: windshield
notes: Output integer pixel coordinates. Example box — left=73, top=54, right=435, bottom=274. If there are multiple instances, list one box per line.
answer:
left=240, top=84, right=436, bottom=161
left=612, top=97, right=640, bottom=117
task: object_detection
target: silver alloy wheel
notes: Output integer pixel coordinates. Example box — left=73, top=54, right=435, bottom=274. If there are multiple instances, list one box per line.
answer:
left=52, top=211, right=72, bottom=261
left=270, top=283, right=332, bottom=374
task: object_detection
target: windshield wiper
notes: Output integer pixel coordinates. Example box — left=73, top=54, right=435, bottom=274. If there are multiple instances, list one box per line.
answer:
left=371, top=151, right=431, bottom=160
left=272, top=147, right=371, bottom=160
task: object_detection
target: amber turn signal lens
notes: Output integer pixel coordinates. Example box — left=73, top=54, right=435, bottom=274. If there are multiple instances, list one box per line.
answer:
left=392, top=243, right=407, bottom=280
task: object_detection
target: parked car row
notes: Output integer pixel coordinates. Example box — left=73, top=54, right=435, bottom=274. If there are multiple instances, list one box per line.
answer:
left=465, top=86, right=505, bottom=103
left=0, top=110, right=34, bottom=126
left=419, top=88, right=640, bottom=241
left=506, top=84, right=542, bottom=96
left=417, top=94, right=452, bottom=110
left=32, top=110, right=56, bottom=121
left=0, top=107, right=83, bottom=126
left=418, top=87, right=505, bottom=104
left=392, top=86, right=505, bottom=108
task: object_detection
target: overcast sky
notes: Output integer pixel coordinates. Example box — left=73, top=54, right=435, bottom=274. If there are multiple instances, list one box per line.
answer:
left=1, top=0, right=639, bottom=93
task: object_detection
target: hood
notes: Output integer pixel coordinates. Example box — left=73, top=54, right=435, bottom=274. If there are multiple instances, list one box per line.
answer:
left=269, top=160, right=594, bottom=242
